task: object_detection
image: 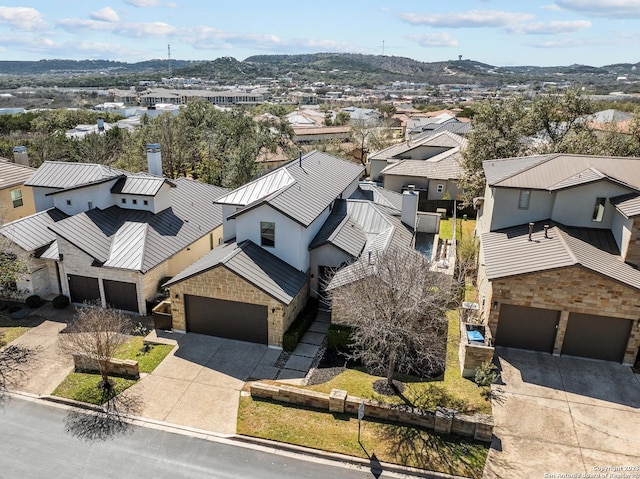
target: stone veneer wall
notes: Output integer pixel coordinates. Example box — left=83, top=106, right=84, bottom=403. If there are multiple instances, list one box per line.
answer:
left=624, top=217, right=640, bottom=267
left=459, top=320, right=495, bottom=378
left=250, top=382, right=493, bottom=442
left=487, top=265, right=640, bottom=365
left=73, top=353, right=139, bottom=378
left=168, top=265, right=309, bottom=347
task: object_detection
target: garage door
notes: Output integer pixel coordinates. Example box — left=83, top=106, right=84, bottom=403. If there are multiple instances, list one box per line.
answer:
left=104, top=280, right=139, bottom=313
left=495, top=304, right=560, bottom=353
left=185, top=295, right=268, bottom=344
left=562, top=313, right=632, bottom=362
left=68, top=275, right=100, bottom=304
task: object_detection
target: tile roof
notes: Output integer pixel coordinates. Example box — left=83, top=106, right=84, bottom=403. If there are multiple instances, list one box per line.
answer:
left=0, top=208, right=67, bottom=253
left=25, top=161, right=125, bottom=189
left=49, top=178, right=227, bottom=272
left=220, top=151, right=364, bottom=227
left=0, top=160, right=36, bottom=190
left=484, top=154, right=640, bottom=191
left=380, top=148, right=463, bottom=180
left=163, top=240, right=307, bottom=305
left=481, top=221, right=640, bottom=290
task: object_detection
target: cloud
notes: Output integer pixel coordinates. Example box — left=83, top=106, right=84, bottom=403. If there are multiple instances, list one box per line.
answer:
left=58, top=18, right=180, bottom=37
left=556, top=0, right=640, bottom=18
left=540, top=4, right=562, bottom=10
left=508, top=20, right=592, bottom=34
left=124, top=0, right=177, bottom=7
left=408, top=32, right=460, bottom=47
left=57, top=18, right=116, bottom=32
left=0, top=7, right=47, bottom=31
left=399, top=10, right=535, bottom=28
left=90, top=7, right=119, bottom=23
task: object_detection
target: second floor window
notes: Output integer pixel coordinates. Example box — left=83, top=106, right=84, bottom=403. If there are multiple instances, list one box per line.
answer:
left=518, top=189, right=531, bottom=210
left=436, top=184, right=445, bottom=194
left=10, top=189, right=23, bottom=208
left=592, top=197, right=606, bottom=222
left=260, top=221, right=275, bottom=247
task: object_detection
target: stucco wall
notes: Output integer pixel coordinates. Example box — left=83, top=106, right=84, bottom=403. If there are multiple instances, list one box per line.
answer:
left=612, top=210, right=633, bottom=259
left=168, top=265, right=309, bottom=347
left=623, top=217, right=640, bottom=267
left=382, top=174, right=429, bottom=192
left=52, top=179, right=119, bottom=216
left=0, top=185, right=36, bottom=223
left=486, top=265, right=640, bottom=365
left=309, top=244, right=352, bottom=298
left=488, top=188, right=555, bottom=231
left=167, top=226, right=223, bottom=276
left=427, top=179, right=459, bottom=201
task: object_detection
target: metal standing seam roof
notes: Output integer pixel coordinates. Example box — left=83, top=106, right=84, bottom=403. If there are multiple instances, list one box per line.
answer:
left=0, top=208, right=68, bottom=252
left=223, top=151, right=364, bottom=227
left=481, top=222, right=640, bottom=290
left=110, top=176, right=176, bottom=196
left=308, top=213, right=367, bottom=257
left=484, top=154, right=640, bottom=191
left=215, top=168, right=294, bottom=206
left=25, top=161, right=125, bottom=189
left=163, top=240, right=307, bottom=305
left=350, top=183, right=403, bottom=211
left=380, top=148, right=463, bottom=180
left=0, top=160, right=36, bottom=190
left=610, top=193, right=640, bottom=218
left=369, top=131, right=466, bottom=161
left=48, top=178, right=227, bottom=272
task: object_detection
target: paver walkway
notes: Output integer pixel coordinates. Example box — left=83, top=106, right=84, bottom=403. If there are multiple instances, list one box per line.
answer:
left=279, top=311, right=330, bottom=381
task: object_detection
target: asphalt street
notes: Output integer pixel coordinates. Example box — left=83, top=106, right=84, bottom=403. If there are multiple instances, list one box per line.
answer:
left=0, top=395, right=406, bottom=479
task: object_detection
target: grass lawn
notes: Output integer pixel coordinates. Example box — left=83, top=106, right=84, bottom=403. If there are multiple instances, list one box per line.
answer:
left=439, top=217, right=476, bottom=242
left=52, top=336, right=173, bottom=405
left=0, top=315, right=33, bottom=346
left=237, top=309, right=492, bottom=477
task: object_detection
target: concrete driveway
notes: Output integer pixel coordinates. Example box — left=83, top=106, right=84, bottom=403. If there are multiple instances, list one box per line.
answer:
left=125, top=332, right=281, bottom=435
left=484, top=347, right=640, bottom=477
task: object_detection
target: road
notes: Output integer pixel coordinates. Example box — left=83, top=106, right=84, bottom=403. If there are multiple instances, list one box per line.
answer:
left=0, top=395, right=409, bottom=479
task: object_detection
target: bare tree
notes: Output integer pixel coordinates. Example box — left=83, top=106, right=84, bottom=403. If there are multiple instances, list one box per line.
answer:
left=58, top=304, right=132, bottom=391
left=0, top=345, right=33, bottom=396
left=328, top=247, right=452, bottom=388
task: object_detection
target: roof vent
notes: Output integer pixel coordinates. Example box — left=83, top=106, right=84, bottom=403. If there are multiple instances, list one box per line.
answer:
left=544, top=224, right=549, bottom=239
left=298, top=149, right=302, bottom=167
left=528, top=222, right=534, bottom=241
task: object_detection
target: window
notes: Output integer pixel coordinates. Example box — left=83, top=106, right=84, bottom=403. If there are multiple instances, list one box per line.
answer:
left=132, top=199, right=138, bottom=205
left=66, top=198, right=72, bottom=206
left=592, top=197, right=606, bottom=222
left=10, top=189, right=23, bottom=208
left=436, top=184, right=445, bottom=194
left=518, top=189, right=531, bottom=210
left=121, top=198, right=126, bottom=204
left=260, top=221, right=275, bottom=247
left=143, top=200, right=148, bottom=205
left=87, top=201, right=93, bottom=210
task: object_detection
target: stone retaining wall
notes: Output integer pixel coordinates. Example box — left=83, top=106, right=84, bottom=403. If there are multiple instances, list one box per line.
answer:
left=250, top=382, right=493, bottom=442
left=72, top=353, right=139, bottom=378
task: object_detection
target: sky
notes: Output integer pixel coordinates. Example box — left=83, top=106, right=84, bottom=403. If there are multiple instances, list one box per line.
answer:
left=1, top=1, right=640, bottom=67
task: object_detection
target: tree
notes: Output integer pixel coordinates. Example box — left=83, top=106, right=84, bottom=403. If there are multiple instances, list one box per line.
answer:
left=58, top=304, right=132, bottom=391
left=328, top=248, right=452, bottom=387
left=0, top=210, right=30, bottom=299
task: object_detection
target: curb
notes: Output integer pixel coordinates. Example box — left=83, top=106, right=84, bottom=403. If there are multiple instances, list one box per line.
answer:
left=11, top=390, right=467, bottom=479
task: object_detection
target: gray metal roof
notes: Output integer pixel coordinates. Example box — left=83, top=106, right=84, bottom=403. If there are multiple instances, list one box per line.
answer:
left=215, top=168, right=294, bottom=206
left=0, top=208, right=67, bottom=253
left=49, top=178, right=227, bottom=272
left=350, top=183, right=403, bottom=211
left=223, top=151, right=364, bottom=227
left=110, top=176, right=175, bottom=196
left=0, top=160, right=36, bottom=190
left=380, top=148, right=463, bottom=180
left=308, top=211, right=367, bottom=257
left=163, top=240, right=307, bottom=305
left=481, top=221, right=640, bottom=290
left=611, top=193, right=640, bottom=218
left=25, top=161, right=125, bottom=189
left=369, top=131, right=466, bottom=161
left=484, top=154, right=640, bottom=192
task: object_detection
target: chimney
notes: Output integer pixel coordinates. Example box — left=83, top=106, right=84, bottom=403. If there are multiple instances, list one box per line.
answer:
left=146, top=143, right=162, bottom=177
left=12, top=146, right=29, bottom=166
left=97, top=117, right=105, bottom=132
left=528, top=222, right=534, bottom=241
left=544, top=224, right=549, bottom=238
left=401, top=185, right=419, bottom=229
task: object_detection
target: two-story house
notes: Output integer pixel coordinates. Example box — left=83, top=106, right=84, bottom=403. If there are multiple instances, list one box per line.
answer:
left=163, top=151, right=421, bottom=348
left=0, top=146, right=227, bottom=314
left=0, top=157, right=36, bottom=223
left=475, top=154, right=640, bottom=365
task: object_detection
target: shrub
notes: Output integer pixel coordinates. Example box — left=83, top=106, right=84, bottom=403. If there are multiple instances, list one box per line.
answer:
left=25, top=295, right=43, bottom=308
left=52, top=294, right=70, bottom=309
left=474, top=360, right=499, bottom=387
left=282, top=298, right=318, bottom=351
left=327, top=324, right=352, bottom=351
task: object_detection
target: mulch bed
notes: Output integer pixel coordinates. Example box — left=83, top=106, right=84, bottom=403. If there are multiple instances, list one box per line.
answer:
left=372, top=379, right=405, bottom=396
left=306, top=348, right=360, bottom=385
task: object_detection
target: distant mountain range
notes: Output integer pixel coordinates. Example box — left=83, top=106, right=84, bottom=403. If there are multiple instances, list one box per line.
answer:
left=1, top=54, right=639, bottom=88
